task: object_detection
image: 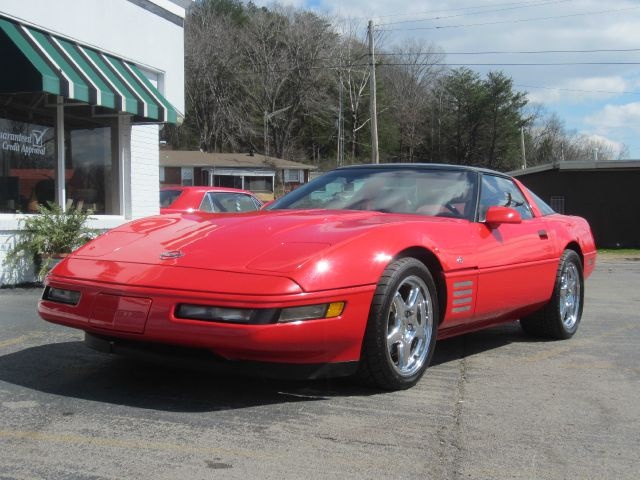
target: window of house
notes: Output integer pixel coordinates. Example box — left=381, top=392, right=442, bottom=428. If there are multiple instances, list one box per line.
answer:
left=245, top=176, right=273, bottom=192
left=284, top=169, right=303, bottom=183
left=161, top=167, right=181, bottom=186
left=213, top=175, right=242, bottom=189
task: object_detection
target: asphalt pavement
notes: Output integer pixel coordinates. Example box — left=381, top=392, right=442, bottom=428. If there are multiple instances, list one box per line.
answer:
left=0, top=254, right=638, bottom=479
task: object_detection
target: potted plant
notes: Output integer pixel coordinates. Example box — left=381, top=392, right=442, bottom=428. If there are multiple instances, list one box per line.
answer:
left=8, top=202, right=97, bottom=281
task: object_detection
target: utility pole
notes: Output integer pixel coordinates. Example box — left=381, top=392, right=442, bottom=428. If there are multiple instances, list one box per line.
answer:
left=264, top=111, right=268, bottom=164
left=520, top=126, right=526, bottom=169
left=368, top=20, right=379, bottom=164
left=337, top=77, right=344, bottom=166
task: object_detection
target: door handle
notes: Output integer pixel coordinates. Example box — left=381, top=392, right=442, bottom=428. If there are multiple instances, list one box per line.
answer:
left=538, top=230, right=548, bottom=239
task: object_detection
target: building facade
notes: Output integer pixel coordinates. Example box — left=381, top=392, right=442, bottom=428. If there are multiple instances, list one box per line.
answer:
left=0, top=0, right=187, bottom=284
left=511, top=160, right=640, bottom=248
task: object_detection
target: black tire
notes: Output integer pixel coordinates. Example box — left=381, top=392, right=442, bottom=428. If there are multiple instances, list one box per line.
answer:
left=520, top=249, right=584, bottom=339
left=359, top=258, right=438, bottom=390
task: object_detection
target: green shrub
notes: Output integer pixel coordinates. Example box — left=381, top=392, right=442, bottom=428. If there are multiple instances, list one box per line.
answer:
left=8, top=203, right=97, bottom=280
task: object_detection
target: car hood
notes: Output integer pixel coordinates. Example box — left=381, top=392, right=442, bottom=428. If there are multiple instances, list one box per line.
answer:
left=76, top=210, right=434, bottom=271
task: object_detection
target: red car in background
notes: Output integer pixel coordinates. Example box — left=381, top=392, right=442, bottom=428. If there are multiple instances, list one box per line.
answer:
left=160, top=186, right=262, bottom=214
left=39, top=164, right=596, bottom=390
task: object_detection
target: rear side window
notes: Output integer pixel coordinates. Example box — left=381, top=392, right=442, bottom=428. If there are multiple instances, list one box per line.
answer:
left=160, top=189, right=182, bottom=208
left=527, top=188, right=556, bottom=216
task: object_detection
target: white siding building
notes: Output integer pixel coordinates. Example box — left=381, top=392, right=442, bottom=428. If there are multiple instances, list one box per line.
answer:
left=0, top=0, right=187, bottom=284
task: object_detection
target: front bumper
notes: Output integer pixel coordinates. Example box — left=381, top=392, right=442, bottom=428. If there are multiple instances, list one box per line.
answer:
left=84, top=333, right=359, bottom=379
left=38, top=274, right=375, bottom=365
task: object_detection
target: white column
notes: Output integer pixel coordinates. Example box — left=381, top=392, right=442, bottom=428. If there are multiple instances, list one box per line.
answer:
left=119, top=115, right=132, bottom=218
left=56, top=97, right=66, bottom=210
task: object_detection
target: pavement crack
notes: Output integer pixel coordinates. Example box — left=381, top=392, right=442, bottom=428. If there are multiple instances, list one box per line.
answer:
left=445, top=340, right=469, bottom=480
left=316, top=434, right=398, bottom=448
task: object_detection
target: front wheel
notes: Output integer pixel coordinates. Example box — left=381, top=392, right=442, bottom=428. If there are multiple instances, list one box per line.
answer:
left=520, top=249, right=584, bottom=339
left=359, top=258, right=438, bottom=390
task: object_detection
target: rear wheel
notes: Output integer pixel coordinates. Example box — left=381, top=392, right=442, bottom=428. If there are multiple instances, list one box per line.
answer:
left=359, top=258, right=438, bottom=390
left=520, top=249, right=584, bottom=339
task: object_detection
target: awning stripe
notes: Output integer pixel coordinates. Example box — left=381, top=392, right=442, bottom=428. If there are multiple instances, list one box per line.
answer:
left=51, top=36, right=107, bottom=107
left=123, top=62, right=167, bottom=122
left=0, top=17, right=60, bottom=95
left=19, top=26, right=74, bottom=98
left=0, top=15, right=179, bottom=124
left=102, top=54, right=159, bottom=120
left=126, top=62, right=178, bottom=124
left=77, top=45, right=138, bottom=114
left=23, top=26, right=95, bottom=102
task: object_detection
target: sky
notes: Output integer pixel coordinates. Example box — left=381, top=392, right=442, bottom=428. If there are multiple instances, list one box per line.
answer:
left=252, top=0, right=640, bottom=159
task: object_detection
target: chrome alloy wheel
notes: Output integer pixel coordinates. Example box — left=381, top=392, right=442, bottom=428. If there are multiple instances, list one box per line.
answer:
left=385, top=275, right=433, bottom=377
left=560, top=261, right=581, bottom=330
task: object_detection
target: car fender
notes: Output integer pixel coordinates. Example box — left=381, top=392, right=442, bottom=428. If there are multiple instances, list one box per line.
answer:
left=285, top=218, right=474, bottom=292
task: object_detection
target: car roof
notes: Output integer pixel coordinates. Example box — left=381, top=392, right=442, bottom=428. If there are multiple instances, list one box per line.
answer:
left=335, top=163, right=510, bottom=178
left=160, top=186, right=256, bottom=195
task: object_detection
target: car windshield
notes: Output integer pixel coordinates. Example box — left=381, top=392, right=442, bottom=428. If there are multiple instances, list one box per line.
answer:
left=269, top=167, right=478, bottom=220
left=160, top=189, right=183, bottom=208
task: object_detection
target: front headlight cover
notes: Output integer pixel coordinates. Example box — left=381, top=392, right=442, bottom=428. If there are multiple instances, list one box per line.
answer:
left=175, top=301, right=345, bottom=324
left=176, top=304, right=254, bottom=323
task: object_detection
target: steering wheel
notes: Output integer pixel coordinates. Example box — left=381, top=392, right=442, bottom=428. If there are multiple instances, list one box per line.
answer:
left=443, top=202, right=463, bottom=217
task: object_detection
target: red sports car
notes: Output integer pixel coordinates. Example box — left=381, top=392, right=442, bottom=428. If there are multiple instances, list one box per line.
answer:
left=159, top=186, right=262, bottom=214
left=39, top=164, right=596, bottom=390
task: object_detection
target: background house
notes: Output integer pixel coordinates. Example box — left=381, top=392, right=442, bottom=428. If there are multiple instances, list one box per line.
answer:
left=159, top=150, right=317, bottom=201
left=511, top=160, right=640, bottom=248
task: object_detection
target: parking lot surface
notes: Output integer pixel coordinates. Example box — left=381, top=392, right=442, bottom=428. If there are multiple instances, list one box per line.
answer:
left=0, top=255, right=638, bottom=479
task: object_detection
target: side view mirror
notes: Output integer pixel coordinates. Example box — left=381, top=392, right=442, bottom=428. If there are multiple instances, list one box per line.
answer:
left=484, top=205, right=522, bottom=227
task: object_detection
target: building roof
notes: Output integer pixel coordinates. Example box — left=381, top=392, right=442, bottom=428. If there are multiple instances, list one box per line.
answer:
left=159, top=150, right=317, bottom=171
left=509, top=160, right=640, bottom=177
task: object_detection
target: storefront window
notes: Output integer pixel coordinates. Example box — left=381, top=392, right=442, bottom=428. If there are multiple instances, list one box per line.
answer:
left=66, top=125, right=117, bottom=214
left=0, top=94, right=55, bottom=213
left=0, top=92, right=119, bottom=215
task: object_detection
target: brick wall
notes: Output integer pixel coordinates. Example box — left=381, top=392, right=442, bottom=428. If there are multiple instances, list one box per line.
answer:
left=130, top=124, right=160, bottom=219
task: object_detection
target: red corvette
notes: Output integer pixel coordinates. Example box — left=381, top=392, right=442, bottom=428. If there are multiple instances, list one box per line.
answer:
left=159, top=186, right=262, bottom=214
left=39, top=164, right=596, bottom=390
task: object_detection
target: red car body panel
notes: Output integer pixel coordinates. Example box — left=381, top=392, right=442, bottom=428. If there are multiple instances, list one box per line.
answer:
left=39, top=165, right=596, bottom=371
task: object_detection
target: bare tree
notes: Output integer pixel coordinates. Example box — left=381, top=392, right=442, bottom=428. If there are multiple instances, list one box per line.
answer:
left=333, top=19, right=373, bottom=163
left=380, top=40, right=444, bottom=161
left=184, top=2, right=253, bottom=152
left=238, top=5, right=335, bottom=159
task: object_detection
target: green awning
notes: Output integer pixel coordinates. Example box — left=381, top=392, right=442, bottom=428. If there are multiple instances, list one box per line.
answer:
left=0, top=16, right=180, bottom=124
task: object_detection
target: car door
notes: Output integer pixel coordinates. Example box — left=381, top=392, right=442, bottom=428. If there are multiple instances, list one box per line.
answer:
left=470, top=173, right=558, bottom=321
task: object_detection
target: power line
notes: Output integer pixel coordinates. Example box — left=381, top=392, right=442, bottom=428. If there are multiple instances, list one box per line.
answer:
left=226, top=61, right=640, bottom=76
left=351, top=0, right=574, bottom=21
left=516, top=84, right=640, bottom=96
left=378, top=5, right=640, bottom=31
left=376, top=48, right=640, bottom=56
left=383, top=62, right=640, bottom=66
left=217, top=48, right=640, bottom=71
left=378, top=0, right=571, bottom=26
